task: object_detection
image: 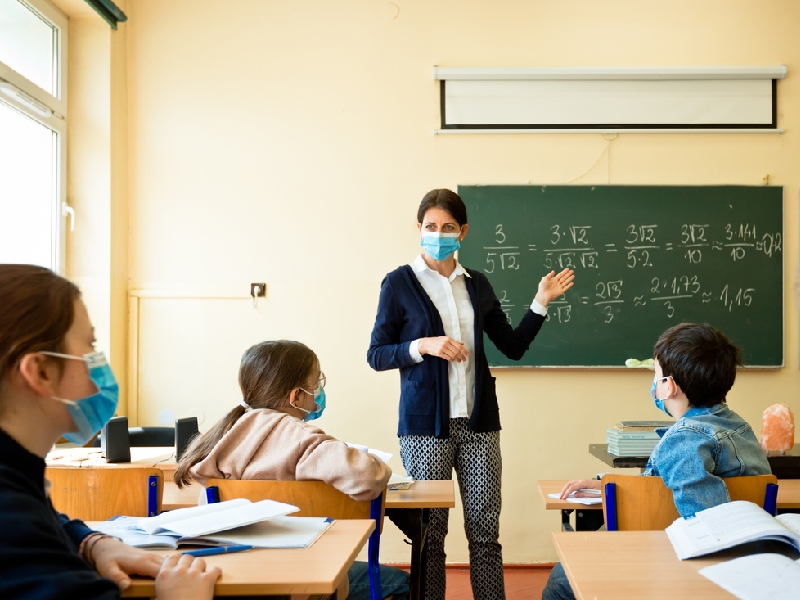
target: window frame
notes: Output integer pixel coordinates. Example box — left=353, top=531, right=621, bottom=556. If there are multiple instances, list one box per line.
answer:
left=0, top=0, right=68, bottom=273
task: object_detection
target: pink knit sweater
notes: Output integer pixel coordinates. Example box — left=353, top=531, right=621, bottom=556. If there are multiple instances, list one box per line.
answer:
left=190, top=409, right=391, bottom=501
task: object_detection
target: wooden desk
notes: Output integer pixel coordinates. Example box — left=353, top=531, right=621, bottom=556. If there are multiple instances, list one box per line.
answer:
left=553, top=530, right=799, bottom=599
left=110, top=519, right=373, bottom=598
left=384, top=480, right=455, bottom=600
left=537, top=480, right=604, bottom=531
left=46, top=446, right=177, bottom=474
left=589, top=443, right=800, bottom=478
left=539, top=479, right=800, bottom=530
left=161, top=479, right=456, bottom=600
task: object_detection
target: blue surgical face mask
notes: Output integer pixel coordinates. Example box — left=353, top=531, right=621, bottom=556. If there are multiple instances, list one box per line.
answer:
left=42, top=351, right=120, bottom=445
left=421, top=232, right=461, bottom=261
left=294, top=386, right=326, bottom=422
left=650, top=376, right=672, bottom=417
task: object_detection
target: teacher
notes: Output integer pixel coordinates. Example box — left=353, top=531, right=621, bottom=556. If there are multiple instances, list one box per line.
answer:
left=367, top=189, right=574, bottom=600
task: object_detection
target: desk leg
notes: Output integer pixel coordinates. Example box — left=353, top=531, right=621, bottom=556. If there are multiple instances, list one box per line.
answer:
left=560, top=509, right=574, bottom=532
left=386, top=507, right=429, bottom=600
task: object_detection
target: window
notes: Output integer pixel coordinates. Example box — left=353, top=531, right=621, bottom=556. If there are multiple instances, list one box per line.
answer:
left=0, top=0, right=68, bottom=272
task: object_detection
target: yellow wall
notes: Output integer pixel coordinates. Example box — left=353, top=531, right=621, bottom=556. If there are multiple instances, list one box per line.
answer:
left=70, top=0, right=800, bottom=564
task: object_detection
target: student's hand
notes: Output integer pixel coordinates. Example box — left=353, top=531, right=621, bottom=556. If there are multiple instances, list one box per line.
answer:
left=534, top=268, right=575, bottom=307
left=419, top=336, right=470, bottom=362
left=90, top=536, right=163, bottom=591
left=155, top=553, right=221, bottom=600
left=559, top=479, right=601, bottom=500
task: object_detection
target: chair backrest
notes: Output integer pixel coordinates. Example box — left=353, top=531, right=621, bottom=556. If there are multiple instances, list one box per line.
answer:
left=204, top=479, right=386, bottom=532
left=46, top=466, right=163, bottom=521
left=601, top=473, right=779, bottom=531
left=206, top=479, right=387, bottom=600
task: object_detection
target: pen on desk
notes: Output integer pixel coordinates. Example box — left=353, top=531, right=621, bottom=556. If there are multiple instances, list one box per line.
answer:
left=182, top=544, right=253, bottom=557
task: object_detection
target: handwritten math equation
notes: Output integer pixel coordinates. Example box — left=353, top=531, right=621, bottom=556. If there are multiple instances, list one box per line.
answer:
left=484, top=221, right=782, bottom=324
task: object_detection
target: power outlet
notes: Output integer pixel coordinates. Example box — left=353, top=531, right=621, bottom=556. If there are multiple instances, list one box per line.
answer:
left=250, top=282, right=266, bottom=298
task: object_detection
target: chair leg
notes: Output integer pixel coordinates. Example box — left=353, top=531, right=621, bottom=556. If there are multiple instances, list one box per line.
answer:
left=764, top=482, right=779, bottom=516
left=604, top=482, right=618, bottom=531
left=368, top=494, right=384, bottom=600
left=147, top=475, right=159, bottom=516
left=367, top=534, right=383, bottom=600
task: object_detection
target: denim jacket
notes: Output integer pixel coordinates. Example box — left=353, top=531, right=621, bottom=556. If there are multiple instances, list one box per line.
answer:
left=644, top=403, right=771, bottom=518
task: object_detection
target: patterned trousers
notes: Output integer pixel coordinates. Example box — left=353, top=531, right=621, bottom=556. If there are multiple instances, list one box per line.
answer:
left=399, top=418, right=505, bottom=600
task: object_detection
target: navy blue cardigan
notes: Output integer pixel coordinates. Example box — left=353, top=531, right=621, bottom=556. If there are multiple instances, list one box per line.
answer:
left=0, top=427, right=119, bottom=599
left=367, top=265, right=545, bottom=438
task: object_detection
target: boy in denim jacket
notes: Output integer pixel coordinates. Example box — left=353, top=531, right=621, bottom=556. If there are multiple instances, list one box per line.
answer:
left=542, top=323, right=771, bottom=600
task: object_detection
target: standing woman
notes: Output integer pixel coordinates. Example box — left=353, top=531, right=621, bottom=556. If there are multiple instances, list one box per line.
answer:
left=367, top=189, right=574, bottom=600
left=0, top=264, right=220, bottom=600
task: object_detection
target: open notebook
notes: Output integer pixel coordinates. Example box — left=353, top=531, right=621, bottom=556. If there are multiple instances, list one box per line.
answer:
left=92, top=498, right=332, bottom=549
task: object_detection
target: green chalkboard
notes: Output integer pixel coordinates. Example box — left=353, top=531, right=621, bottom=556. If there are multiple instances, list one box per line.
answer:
left=457, top=185, right=784, bottom=368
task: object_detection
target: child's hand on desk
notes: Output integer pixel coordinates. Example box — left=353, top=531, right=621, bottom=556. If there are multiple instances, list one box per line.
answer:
left=559, top=479, right=601, bottom=500
left=156, top=553, right=222, bottom=600
left=89, top=536, right=163, bottom=590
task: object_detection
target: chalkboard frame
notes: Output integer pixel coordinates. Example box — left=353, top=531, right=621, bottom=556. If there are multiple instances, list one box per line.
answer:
left=457, top=184, right=784, bottom=369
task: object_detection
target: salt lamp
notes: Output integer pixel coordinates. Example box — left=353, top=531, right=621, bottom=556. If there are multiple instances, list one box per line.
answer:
left=761, top=404, right=795, bottom=453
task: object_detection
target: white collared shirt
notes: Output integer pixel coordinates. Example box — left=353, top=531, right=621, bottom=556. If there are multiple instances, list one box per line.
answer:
left=408, top=255, right=549, bottom=418
left=409, top=255, right=475, bottom=417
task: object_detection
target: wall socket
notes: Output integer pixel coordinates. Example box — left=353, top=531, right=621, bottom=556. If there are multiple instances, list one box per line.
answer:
left=250, top=282, right=266, bottom=298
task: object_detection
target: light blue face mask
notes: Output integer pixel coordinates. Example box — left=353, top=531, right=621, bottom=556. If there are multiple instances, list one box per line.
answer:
left=295, top=386, right=326, bottom=422
left=421, top=232, right=461, bottom=261
left=42, top=351, right=120, bottom=445
left=650, top=376, right=672, bottom=417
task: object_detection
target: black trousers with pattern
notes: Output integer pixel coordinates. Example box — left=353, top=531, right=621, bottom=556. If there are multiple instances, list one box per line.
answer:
left=399, top=418, right=505, bottom=600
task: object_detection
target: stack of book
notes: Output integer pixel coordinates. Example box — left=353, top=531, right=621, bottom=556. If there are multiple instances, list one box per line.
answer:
left=606, top=420, right=672, bottom=457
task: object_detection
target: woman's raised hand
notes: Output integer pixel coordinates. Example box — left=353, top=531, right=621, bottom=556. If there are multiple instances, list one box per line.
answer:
left=419, top=336, right=470, bottom=362
left=534, top=268, right=575, bottom=307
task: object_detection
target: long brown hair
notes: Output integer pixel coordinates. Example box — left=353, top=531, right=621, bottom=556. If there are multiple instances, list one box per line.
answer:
left=0, top=265, right=80, bottom=391
left=174, top=340, right=318, bottom=487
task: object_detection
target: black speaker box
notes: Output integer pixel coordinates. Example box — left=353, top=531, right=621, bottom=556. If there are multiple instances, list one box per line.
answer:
left=101, top=416, right=131, bottom=463
left=175, top=417, right=199, bottom=460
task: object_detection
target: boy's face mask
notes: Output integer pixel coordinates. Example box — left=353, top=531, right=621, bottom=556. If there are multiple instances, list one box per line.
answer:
left=650, top=376, right=673, bottom=417
left=41, top=351, right=120, bottom=445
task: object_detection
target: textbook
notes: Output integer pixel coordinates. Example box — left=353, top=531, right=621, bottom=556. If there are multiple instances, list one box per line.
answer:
left=665, top=500, right=800, bottom=560
left=128, top=498, right=298, bottom=536
left=94, top=515, right=333, bottom=550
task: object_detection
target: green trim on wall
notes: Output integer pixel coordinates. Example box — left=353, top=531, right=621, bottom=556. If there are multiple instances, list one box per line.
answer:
left=84, top=0, right=127, bottom=30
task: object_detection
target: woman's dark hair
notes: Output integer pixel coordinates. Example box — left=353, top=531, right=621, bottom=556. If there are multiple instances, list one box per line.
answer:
left=174, top=340, right=318, bottom=487
left=653, top=323, right=742, bottom=408
left=417, top=189, right=468, bottom=226
left=0, top=264, right=80, bottom=384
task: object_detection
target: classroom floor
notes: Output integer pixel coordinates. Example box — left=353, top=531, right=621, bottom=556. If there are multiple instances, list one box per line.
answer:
left=443, top=565, right=552, bottom=599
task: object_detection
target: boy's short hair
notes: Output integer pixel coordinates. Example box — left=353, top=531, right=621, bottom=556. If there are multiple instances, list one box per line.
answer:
left=653, top=323, right=742, bottom=408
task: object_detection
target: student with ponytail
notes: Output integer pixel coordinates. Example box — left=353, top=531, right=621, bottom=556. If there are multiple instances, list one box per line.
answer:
left=174, top=340, right=410, bottom=600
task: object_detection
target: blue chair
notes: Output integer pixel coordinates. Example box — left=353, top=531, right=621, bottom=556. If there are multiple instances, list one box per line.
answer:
left=602, top=473, right=779, bottom=531
left=205, top=479, right=386, bottom=600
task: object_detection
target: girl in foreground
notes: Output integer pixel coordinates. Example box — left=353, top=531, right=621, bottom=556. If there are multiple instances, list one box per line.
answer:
left=0, top=264, right=221, bottom=600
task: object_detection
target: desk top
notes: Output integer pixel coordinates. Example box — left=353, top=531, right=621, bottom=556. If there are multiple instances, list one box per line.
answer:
left=538, top=479, right=800, bottom=511
left=108, top=519, right=374, bottom=597
left=162, top=479, right=457, bottom=512
left=46, top=447, right=177, bottom=473
left=385, top=480, right=455, bottom=509
left=589, top=444, right=800, bottom=478
left=553, top=530, right=747, bottom=599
